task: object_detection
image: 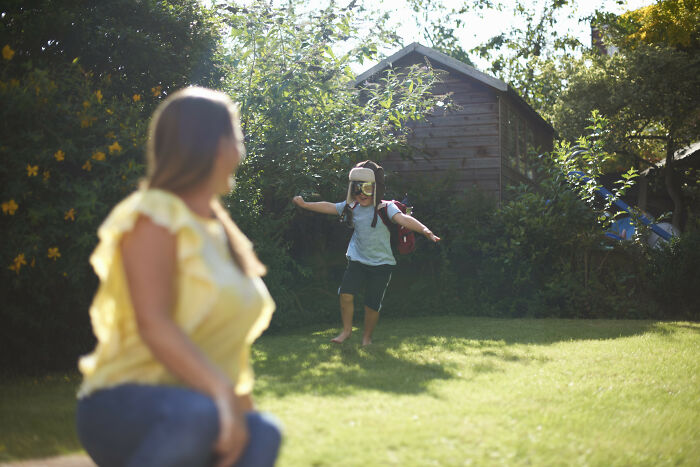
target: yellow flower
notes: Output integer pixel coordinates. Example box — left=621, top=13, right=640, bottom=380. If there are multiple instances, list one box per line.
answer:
left=106, top=108, right=113, bottom=115
left=54, top=150, right=65, bottom=161
left=64, top=208, right=76, bottom=221
left=151, top=85, right=162, bottom=97
left=8, top=253, right=28, bottom=273
left=95, top=90, right=103, bottom=103
left=47, top=247, right=61, bottom=261
left=13, top=253, right=27, bottom=267
left=82, top=160, right=92, bottom=171
left=105, top=131, right=116, bottom=139
left=30, top=257, right=35, bottom=267
left=82, top=100, right=91, bottom=109
left=82, top=116, right=97, bottom=128
left=132, top=94, right=141, bottom=102
left=2, top=199, right=19, bottom=215
left=108, top=141, right=122, bottom=154
left=43, top=170, right=50, bottom=181
left=27, top=164, right=39, bottom=176
left=92, top=151, right=106, bottom=161
left=2, top=45, right=15, bottom=60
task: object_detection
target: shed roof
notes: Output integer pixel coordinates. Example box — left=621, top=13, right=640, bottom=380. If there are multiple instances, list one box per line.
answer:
left=353, top=42, right=554, bottom=133
left=641, top=141, right=700, bottom=175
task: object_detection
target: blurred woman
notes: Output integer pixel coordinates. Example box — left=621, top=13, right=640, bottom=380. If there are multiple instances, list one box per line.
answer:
left=76, top=87, right=281, bottom=467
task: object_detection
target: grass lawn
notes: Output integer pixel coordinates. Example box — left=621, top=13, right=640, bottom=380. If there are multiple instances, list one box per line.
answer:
left=1, top=316, right=698, bottom=466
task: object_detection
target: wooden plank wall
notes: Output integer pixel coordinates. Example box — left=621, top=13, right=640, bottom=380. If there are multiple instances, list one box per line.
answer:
left=499, top=94, right=555, bottom=200
left=378, top=53, right=502, bottom=198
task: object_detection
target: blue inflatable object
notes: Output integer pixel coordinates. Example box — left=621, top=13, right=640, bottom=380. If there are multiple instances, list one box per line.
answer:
left=568, top=171, right=673, bottom=242
left=607, top=216, right=635, bottom=241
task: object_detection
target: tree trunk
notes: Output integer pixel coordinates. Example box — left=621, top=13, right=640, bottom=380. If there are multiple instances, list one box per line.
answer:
left=637, top=173, right=648, bottom=212
left=664, top=138, right=684, bottom=230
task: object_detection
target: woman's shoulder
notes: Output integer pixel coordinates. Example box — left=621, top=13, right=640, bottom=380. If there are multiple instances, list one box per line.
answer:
left=91, top=188, right=207, bottom=280
left=102, top=188, right=199, bottom=234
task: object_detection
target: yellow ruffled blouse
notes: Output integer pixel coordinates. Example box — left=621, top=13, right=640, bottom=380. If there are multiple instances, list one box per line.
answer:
left=78, top=189, right=275, bottom=397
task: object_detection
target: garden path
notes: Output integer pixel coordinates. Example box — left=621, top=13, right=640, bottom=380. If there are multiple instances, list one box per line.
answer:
left=0, top=454, right=93, bottom=467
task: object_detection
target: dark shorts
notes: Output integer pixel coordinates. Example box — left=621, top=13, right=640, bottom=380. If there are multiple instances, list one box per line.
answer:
left=338, top=260, right=394, bottom=311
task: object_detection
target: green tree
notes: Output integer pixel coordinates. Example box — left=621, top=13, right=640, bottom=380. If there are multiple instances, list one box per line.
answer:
left=0, top=0, right=225, bottom=97
left=405, top=0, right=492, bottom=65
left=0, top=58, right=150, bottom=371
left=401, top=0, right=590, bottom=121
left=553, top=1, right=700, bottom=229
left=217, top=0, right=444, bottom=321
left=614, top=0, right=700, bottom=51
left=0, top=0, right=227, bottom=373
left=468, top=0, right=584, bottom=120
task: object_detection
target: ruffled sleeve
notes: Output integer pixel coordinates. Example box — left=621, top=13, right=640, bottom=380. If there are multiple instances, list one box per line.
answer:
left=83, top=189, right=216, bottom=365
left=79, top=188, right=275, bottom=396
left=90, top=189, right=205, bottom=280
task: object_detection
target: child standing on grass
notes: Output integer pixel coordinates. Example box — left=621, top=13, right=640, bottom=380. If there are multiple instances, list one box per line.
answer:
left=292, top=160, right=440, bottom=346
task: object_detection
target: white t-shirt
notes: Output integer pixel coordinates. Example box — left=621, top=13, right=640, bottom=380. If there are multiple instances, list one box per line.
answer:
left=335, top=201, right=401, bottom=266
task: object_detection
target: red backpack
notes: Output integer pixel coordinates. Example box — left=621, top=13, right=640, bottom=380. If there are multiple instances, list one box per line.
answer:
left=377, top=200, right=416, bottom=255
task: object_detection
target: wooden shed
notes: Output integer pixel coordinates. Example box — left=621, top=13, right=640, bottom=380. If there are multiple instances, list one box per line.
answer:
left=354, top=43, right=555, bottom=201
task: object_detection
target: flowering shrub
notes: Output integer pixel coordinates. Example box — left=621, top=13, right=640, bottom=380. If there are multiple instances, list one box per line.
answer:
left=0, top=45, right=159, bottom=371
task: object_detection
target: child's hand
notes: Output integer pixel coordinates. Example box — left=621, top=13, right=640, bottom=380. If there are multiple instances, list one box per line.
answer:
left=424, top=229, right=441, bottom=243
left=292, top=195, right=305, bottom=207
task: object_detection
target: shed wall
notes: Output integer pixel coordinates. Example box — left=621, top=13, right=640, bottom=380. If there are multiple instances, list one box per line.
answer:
left=499, top=96, right=555, bottom=200
left=378, top=54, right=502, bottom=197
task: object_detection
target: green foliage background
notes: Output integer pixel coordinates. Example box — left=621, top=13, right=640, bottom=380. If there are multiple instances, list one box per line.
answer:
left=1, top=0, right=698, bottom=375
left=0, top=0, right=226, bottom=371
left=0, top=61, right=150, bottom=371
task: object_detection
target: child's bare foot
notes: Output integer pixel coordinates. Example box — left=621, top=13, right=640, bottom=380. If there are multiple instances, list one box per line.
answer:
left=362, top=337, right=372, bottom=346
left=331, top=331, right=351, bottom=343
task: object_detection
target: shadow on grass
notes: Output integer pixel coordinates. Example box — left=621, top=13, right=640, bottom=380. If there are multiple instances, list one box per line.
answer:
left=0, top=373, right=82, bottom=463
left=251, top=330, right=455, bottom=397
left=670, top=323, right=700, bottom=332
left=1, top=317, right=685, bottom=461
left=253, top=316, right=672, bottom=398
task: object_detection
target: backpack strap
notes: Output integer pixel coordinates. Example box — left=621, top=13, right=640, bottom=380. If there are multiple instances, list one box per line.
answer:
left=376, top=200, right=393, bottom=229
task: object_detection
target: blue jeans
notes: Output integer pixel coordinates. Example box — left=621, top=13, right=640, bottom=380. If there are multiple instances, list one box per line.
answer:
left=76, top=384, right=282, bottom=467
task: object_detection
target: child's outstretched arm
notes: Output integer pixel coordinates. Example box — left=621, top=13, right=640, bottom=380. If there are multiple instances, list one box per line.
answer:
left=392, top=212, right=441, bottom=243
left=292, top=195, right=338, bottom=215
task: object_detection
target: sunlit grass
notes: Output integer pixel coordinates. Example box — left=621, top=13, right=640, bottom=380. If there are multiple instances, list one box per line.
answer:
left=253, top=317, right=700, bottom=466
left=1, top=317, right=698, bottom=466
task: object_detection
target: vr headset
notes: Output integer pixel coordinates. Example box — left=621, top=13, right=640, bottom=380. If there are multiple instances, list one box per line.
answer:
left=351, top=181, right=375, bottom=197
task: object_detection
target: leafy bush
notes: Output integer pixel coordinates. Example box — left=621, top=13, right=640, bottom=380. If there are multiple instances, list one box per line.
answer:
left=2, top=1, right=697, bottom=376
left=0, top=57, right=151, bottom=372
left=218, top=0, right=443, bottom=326
left=645, top=220, right=700, bottom=320
left=366, top=120, right=693, bottom=321
left=0, top=0, right=225, bottom=96
left=0, top=0, right=226, bottom=373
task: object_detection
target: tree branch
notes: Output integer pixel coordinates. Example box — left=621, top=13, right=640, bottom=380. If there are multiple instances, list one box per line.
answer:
left=613, top=149, right=656, bottom=167
left=626, top=134, right=669, bottom=142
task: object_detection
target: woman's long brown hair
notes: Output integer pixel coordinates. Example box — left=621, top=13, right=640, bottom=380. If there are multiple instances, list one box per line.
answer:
left=145, top=87, right=266, bottom=277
